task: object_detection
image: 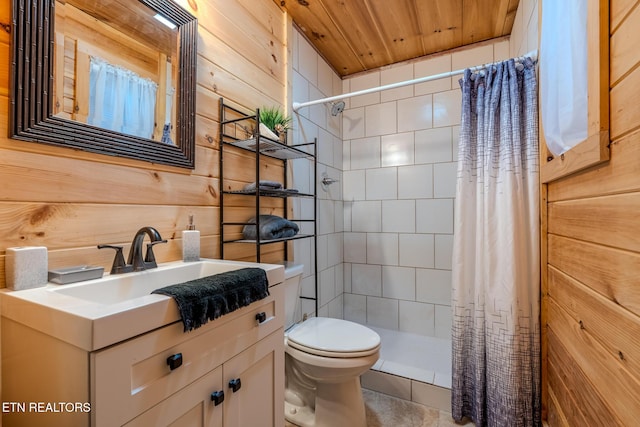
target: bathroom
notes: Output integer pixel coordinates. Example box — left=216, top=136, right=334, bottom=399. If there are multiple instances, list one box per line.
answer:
left=1, top=0, right=639, bottom=425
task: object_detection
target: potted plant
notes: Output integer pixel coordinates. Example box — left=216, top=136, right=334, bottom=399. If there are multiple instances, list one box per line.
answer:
left=259, top=106, right=292, bottom=141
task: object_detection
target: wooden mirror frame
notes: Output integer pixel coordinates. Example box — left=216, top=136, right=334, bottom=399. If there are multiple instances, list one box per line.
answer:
left=9, top=0, right=197, bottom=168
left=540, top=0, right=610, bottom=183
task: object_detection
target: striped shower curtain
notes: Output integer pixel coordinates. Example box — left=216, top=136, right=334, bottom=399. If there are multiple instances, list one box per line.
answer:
left=451, top=58, right=541, bottom=427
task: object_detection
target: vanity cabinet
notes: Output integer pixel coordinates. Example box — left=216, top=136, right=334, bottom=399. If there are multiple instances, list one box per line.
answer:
left=1, top=283, right=284, bottom=427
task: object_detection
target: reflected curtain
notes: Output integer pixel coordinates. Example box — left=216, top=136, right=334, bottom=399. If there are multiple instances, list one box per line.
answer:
left=451, top=58, right=541, bottom=427
left=88, top=57, right=158, bottom=139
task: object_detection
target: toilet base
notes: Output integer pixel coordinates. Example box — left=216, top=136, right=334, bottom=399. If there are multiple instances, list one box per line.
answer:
left=284, top=378, right=367, bottom=427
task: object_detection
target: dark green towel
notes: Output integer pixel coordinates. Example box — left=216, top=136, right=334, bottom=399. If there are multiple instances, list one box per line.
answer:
left=152, top=267, right=269, bottom=332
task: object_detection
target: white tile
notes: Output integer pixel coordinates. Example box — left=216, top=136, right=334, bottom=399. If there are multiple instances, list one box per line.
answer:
left=361, top=370, right=412, bottom=401
left=327, top=294, right=344, bottom=320
left=317, top=127, right=333, bottom=166
left=343, top=134, right=351, bottom=171
left=433, top=162, right=457, bottom=198
left=367, top=296, right=399, bottom=329
left=293, top=28, right=300, bottom=71
left=343, top=232, right=366, bottom=263
left=398, top=95, right=433, bottom=132
left=318, top=199, right=335, bottom=235
left=319, top=266, right=336, bottom=307
left=435, top=304, right=452, bottom=339
left=380, top=63, right=414, bottom=102
left=527, top=2, right=539, bottom=53
left=411, top=381, right=451, bottom=411
left=398, top=164, right=433, bottom=199
left=381, top=360, right=435, bottom=384
left=415, top=127, right=453, bottom=164
left=382, top=200, right=415, bottom=233
left=352, top=201, right=382, bottom=232
left=382, top=266, right=415, bottom=300
left=291, top=157, right=312, bottom=194
left=399, top=300, right=435, bottom=336
left=344, top=294, right=367, bottom=323
left=298, top=37, right=318, bottom=86
left=366, top=168, right=397, bottom=200
left=350, top=71, right=381, bottom=108
left=352, top=264, right=382, bottom=296
left=452, top=126, right=460, bottom=160
left=317, top=57, right=334, bottom=97
left=333, top=201, right=344, bottom=233
left=399, top=234, right=434, bottom=268
left=333, top=136, right=343, bottom=171
left=318, top=303, right=330, bottom=318
left=414, top=54, right=452, bottom=95
left=317, top=234, right=328, bottom=271
left=343, top=201, right=352, bottom=231
left=435, top=234, right=453, bottom=270
left=293, top=238, right=313, bottom=277
left=343, top=107, right=365, bottom=140
left=292, top=71, right=309, bottom=106
left=327, top=233, right=343, bottom=268
left=381, top=132, right=415, bottom=167
left=334, top=263, right=344, bottom=296
left=300, top=274, right=316, bottom=299
left=493, top=39, right=510, bottom=62
left=451, top=44, right=494, bottom=71
left=366, top=102, right=398, bottom=137
left=343, top=262, right=352, bottom=293
left=433, top=90, right=461, bottom=128
left=309, top=85, right=328, bottom=131
left=343, top=170, right=366, bottom=201
left=367, top=233, right=399, bottom=266
left=350, top=136, right=381, bottom=169
left=416, top=269, right=452, bottom=306
left=416, top=199, right=453, bottom=234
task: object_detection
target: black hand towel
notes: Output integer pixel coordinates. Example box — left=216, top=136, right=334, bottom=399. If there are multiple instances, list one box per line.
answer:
left=152, top=267, right=269, bottom=332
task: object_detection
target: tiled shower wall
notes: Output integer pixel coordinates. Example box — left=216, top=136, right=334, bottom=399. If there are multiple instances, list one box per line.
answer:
left=341, top=39, right=511, bottom=339
left=290, top=29, right=344, bottom=320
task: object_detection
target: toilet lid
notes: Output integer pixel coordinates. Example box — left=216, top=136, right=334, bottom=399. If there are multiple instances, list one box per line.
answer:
left=287, top=317, right=380, bottom=353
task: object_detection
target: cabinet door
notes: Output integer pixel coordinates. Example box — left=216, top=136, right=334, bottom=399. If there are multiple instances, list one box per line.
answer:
left=223, top=329, right=284, bottom=427
left=124, top=366, right=224, bottom=427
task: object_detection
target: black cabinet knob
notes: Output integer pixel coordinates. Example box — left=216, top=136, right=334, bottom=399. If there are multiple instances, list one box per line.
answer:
left=256, top=312, right=267, bottom=324
left=229, top=378, right=242, bottom=393
left=166, top=353, right=183, bottom=371
left=211, top=390, right=225, bottom=406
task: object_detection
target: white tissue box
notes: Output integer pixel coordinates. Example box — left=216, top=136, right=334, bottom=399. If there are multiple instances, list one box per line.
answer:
left=5, top=246, right=48, bottom=290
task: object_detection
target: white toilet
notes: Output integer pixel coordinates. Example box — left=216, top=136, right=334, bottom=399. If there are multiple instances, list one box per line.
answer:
left=282, top=263, right=381, bottom=427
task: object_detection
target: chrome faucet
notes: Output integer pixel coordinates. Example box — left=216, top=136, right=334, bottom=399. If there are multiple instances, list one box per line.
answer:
left=98, top=226, right=168, bottom=274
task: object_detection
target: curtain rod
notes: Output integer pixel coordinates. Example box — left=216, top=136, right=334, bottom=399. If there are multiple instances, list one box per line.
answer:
left=292, top=50, right=538, bottom=112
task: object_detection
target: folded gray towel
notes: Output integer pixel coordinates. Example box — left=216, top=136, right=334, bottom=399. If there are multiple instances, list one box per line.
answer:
left=242, top=215, right=299, bottom=240
left=151, top=268, right=269, bottom=332
left=243, top=180, right=282, bottom=191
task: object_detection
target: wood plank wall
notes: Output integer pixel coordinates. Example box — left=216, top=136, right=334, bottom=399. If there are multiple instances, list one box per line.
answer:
left=0, top=0, right=289, bottom=288
left=545, top=0, right=640, bottom=424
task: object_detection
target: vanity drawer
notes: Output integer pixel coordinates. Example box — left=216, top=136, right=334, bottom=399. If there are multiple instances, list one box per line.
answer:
left=91, top=285, right=283, bottom=427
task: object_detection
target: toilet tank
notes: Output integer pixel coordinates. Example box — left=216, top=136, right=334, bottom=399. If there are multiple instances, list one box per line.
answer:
left=282, top=262, right=304, bottom=330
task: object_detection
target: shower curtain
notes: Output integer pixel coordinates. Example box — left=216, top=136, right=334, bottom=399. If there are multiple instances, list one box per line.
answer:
left=451, top=58, right=541, bottom=427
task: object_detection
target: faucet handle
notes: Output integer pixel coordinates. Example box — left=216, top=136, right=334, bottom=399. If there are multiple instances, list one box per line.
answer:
left=144, top=240, right=168, bottom=267
left=97, top=244, right=133, bottom=274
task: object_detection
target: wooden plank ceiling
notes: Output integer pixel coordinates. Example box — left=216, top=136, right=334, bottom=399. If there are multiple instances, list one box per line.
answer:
left=275, top=0, right=519, bottom=77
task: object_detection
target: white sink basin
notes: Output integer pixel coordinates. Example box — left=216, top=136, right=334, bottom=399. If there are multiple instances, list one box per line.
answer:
left=52, top=260, right=246, bottom=305
left=1, top=259, right=284, bottom=351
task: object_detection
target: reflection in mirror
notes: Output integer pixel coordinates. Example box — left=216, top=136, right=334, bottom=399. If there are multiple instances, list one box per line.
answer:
left=10, top=0, right=197, bottom=168
left=53, top=0, right=179, bottom=144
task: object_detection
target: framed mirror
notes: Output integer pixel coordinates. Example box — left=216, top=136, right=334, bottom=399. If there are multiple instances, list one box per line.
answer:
left=10, top=0, right=197, bottom=168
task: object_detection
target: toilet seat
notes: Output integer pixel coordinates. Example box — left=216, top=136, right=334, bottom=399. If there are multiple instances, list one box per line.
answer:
left=286, top=317, right=380, bottom=358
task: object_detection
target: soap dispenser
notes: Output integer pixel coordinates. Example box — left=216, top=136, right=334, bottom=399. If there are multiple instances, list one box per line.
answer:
left=182, top=214, right=200, bottom=262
